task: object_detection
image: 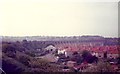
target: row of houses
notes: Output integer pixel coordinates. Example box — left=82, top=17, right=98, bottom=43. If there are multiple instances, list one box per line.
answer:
left=35, top=44, right=119, bottom=63
left=34, top=44, right=120, bottom=72
left=56, top=44, right=119, bottom=59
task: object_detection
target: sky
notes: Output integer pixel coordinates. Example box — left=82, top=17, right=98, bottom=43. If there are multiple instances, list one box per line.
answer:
left=0, top=0, right=118, bottom=37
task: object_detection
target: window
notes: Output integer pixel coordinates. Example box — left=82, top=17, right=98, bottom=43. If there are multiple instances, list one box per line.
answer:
left=99, top=55, right=101, bottom=57
left=50, top=49, right=53, bottom=51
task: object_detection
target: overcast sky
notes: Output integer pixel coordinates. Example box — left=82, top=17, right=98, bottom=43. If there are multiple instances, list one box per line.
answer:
left=0, top=0, right=118, bottom=37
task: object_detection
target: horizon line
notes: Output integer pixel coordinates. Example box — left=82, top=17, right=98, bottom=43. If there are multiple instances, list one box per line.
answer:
left=0, top=35, right=119, bottom=38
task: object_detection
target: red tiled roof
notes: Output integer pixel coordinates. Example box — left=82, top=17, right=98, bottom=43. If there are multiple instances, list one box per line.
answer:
left=56, top=44, right=119, bottom=54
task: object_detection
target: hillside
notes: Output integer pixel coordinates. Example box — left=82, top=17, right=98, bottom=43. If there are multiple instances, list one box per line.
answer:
left=2, top=42, right=62, bottom=73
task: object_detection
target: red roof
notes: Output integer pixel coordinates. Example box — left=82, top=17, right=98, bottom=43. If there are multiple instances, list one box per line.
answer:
left=56, top=44, right=119, bottom=54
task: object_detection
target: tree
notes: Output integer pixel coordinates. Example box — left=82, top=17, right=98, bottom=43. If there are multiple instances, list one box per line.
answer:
left=82, top=50, right=91, bottom=58
left=18, top=55, right=30, bottom=66
left=2, top=55, right=26, bottom=73
left=82, top=50, right=98, bottom=63
left=2, top=44, right=16, bottom=58
left=71, top=51, right=83, bottom=64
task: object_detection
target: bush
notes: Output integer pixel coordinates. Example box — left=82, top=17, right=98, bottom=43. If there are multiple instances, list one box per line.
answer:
left=18, top=55, right=30, bottom=66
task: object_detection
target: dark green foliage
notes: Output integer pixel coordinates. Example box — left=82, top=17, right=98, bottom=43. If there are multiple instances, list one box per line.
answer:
left=2, top=42, right=62, bottom=73
left=25, top=50, right=35, bottom=57
left=81, top=50, right=98, bottom=63
left=2, top=44, right=16, bottom=58
left=2, top=54, right=26, bottom=73
left=82, top=50, right=91, bottom=58
left=18, top=55, right=30, bottom=66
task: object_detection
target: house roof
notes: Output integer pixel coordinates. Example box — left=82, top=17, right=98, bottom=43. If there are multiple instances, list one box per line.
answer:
left=45, top=45, right=56, bottom=50
left=56, top=44, right=119, bottom=54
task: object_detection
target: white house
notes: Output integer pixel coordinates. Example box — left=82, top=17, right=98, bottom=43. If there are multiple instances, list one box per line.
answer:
left=44, top=45, right=57, bottom=53
left=58, top=49, right=66, bottom=54
left=64, top=50, right=73, bottom=57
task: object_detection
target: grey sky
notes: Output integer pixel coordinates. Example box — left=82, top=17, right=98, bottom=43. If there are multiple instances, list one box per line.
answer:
left=0, top=0, right=118, bottom=37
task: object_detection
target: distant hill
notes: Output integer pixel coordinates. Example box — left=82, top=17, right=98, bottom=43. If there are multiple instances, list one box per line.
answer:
left=1, top=36, right=119, bottom=47
left=1, top=35, right=106, bottom=42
